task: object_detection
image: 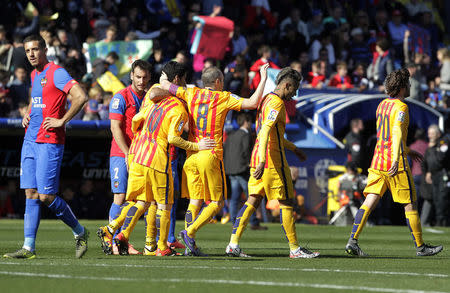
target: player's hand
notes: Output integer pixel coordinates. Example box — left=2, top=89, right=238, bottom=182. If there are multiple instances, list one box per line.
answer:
left=253, top=162, right=265, bottom=180
left=408, top=150, right=424, bottom=163
left=198, top=137, right=216, bottom=150
left=22, top=113, right=30, bottom=128
left=159, top=72, right=168, bottom=84
left=387, top=161, right=399, bottom=177
left=260, top=63, right=269, bottom=81
left=43, top=117, right=65, bottom=130
left=293, top=147, right=307, bottom=162
left=425, top=172, right=432, bottom=184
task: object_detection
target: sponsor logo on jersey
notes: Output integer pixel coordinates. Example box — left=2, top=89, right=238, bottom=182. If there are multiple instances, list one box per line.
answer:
left=268, top=109, right=279, bottom=121
left=114, top=181, right=119, bottom=188
left=32, top=96, right=46, bottom=108
left=231, top=93, right=241, bottom=100
left=397, top=111, right=405, bottom=122
left=177, top=121, right=184, bottom=132
left=112, top=98, right=120, bottom=110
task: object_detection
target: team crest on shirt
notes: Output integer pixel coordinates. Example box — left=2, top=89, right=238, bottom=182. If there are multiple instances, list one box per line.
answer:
left=114, top=181, right=119, bottom=188
left=397, top=111, right=405, bottom=122
left=267, top=109, right=279, bottom=121
left=40, top=77, right=47, bottom=87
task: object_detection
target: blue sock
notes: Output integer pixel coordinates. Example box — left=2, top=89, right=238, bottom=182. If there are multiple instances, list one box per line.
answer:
left=48, top=196, right=84, bottom=236
left=168, top=198, right=178, bottom=243
left=109, top=203, right=121, bottom=222
left=23, top=199, right=41, bottom=252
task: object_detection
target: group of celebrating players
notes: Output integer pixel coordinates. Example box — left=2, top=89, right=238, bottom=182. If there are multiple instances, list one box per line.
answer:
left=3, top=34, right=443, bottom=260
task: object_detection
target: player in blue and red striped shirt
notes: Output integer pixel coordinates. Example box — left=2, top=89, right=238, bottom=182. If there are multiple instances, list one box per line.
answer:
left=3, top=35, right=89, bottom=259
left=107, top=60, right=151, bottom=255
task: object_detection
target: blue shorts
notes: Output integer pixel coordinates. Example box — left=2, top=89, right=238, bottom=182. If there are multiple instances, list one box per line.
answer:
left=20, top=140, right=64, bottom=195
left=110, top=156, right=128, bottom=194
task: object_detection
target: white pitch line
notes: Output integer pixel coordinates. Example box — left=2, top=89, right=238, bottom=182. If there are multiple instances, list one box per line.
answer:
left=0, top=271, right=448, bottom=293
left=1, top=261, right=448, bottom=278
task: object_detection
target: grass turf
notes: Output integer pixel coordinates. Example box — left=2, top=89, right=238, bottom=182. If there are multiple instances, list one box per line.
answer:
left=0, top=219, right=449, bottom=293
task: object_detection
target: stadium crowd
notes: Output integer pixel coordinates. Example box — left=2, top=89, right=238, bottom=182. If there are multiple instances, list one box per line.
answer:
left=0, top=0, right=449, bottom=227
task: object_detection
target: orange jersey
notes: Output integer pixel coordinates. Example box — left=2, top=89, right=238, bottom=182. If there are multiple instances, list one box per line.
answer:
left=173, top=86, right=243, bottom=159
left=129, top=84, right=158, bottom=155
left=132, top=96, right=188, bottom=173
left=370, top=98, right=409, bottom=171
left=250, top=92, right=287, bottom=168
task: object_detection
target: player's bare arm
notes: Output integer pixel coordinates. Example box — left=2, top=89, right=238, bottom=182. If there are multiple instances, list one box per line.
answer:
left=148, top=84, right=171, bottom=103
left=241, top=63, right=269, bottom=110
left=253, top=123, right=273, bottom=180
left=110, top=119, right=130, bottom=170
left=43, top=83, right=88, bottom=130
left=22, top=98, right=32, bottom=128
left=284, top=138, right=307, bottom=162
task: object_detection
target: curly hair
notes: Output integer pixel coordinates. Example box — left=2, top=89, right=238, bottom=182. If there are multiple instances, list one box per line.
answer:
left=384, top=68, right=410, bottom=97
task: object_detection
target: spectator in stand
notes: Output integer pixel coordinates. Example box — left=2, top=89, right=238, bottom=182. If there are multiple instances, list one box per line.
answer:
left=224, top=63, right=247, bottom=95
left=310, top=32, right=335, bottom=67
left=388, top=10, right=408, bottom=64
left=279, top=24, right=308, bottom=61
left=367, top=38, right=393, bottom=92
left=8, top=66, right=29, bottom=108
left=148, top=47, right=167, bottom=84
left=350, top=27, right=372, bottom=66
left=343, top=118, right=365, bottom=170
left=40, top=27, right=65, bottom=65
left=328, top=62, right=353, bottom=90
left=10, top=35, right=33, bottom=75
left=420, top=9, right=441, bottom=61
left=351, top=63, right=369, bottom=92
left=0, top=70, right=11, bottom=117
left=14, top=8, right=40, bottom=38
left=0, top=25, right=12, bottom=71
left=83, top=86, right=103, bottom=121
left=437, top=48, right=450, bottom=92
left=409, top=129, right=429, bottom=224
left=323, top=5, right=347, bottom=29
left=306, top=60, right=326, bottom=89
left=279, top=8, right=310, bottom=44
left=406, top=62, right=426, bottom=102
left=249, top=45, right=279, bottom=91
left=353, top=10, right=370, bottom=36
left=244, top=0, right=276, bottom=33
left=369, top=8, right=389, bottom=38
left=105, top=51, right=120, bottom=76
left=231, top=25, right=249, bottom=58
left=66, top=18, right=82, bottom=50
left=102, top=25, right=117, bottom=43
left=405, top=0, right=428, bottom=19
left=298, top=51, right=311, bottom=74
left=307, top=9, right=324, bottom=40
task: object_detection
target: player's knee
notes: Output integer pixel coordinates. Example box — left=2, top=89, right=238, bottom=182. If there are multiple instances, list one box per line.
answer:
left=39, top=193, right=55, bottom=205
left=113, top=193, right=126, bottom=205
left=25, top=189, right=39, bottom=199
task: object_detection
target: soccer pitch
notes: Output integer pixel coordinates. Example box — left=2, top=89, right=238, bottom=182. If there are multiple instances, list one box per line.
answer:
left=0, top=220, right=449, bottom=293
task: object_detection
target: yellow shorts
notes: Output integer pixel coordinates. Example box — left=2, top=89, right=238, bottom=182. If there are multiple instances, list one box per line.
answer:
left=126, top=162, right=173, bottom=204
left=181, top=151, right=227, bottom=202
left=248, top=166, right=294, bottom=201
left=363, top=168, right=416, bottom=204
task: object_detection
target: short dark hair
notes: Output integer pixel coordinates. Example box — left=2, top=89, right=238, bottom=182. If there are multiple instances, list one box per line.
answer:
left=131, top=59, right=151, bottom=74
left=275, top=67, right=303, bottom=85
left=236, top=112, right=252, bottom=127
left=162, top=61, right=187, bottom=82
left=106, top=51, right=119, bottom=61
left=384, top=68, right=410, bottom=97
left=376, top=38, right=390, bottom=51
left=201, top=67, right=223, bottom=87
left=23, top=34, right=46, bottom=49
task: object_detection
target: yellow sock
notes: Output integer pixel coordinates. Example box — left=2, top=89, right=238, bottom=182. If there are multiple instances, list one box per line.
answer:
left=280, top=206, right=299, bottom=251
left=229, top=203, right=256, bottom=245
left=157, top=209, right=171, bottom=250
left=350, top=204, right=371, bottom=239
left=145, top=204, right=157, bottom=245
left=187, top=202, right=220, bottom=238
left=121, top=204, right=146, bottom=240
left=185, top=203, right=201, bottom=229
left=109, top=201, right=133, bottom=232
left=405, top=211, right=424, bottom=247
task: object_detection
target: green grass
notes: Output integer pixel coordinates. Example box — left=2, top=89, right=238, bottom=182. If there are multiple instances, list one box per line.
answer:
left=0, top=220, right=449, bottom=293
